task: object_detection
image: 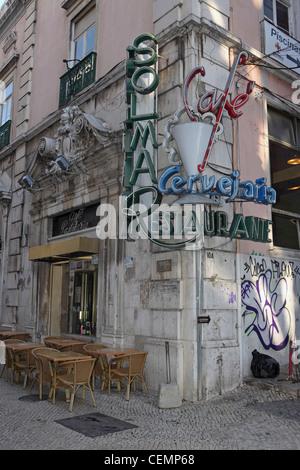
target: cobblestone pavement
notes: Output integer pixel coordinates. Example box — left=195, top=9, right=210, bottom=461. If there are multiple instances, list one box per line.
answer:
left=1, top=374, right=300, bottom=452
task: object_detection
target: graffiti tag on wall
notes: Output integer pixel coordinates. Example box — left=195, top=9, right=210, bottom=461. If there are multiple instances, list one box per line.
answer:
left=241, top=254, right=300, bottom=352
left=241, top=269, right=291, bottom=351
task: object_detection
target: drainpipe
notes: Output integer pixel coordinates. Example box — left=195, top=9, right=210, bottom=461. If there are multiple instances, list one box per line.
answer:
left=0, top=194, right=12, bottom=324
left=165, top=341, right=171, bottom=384
left=236, top=250, right=243, bottom=385
left=196, top=245, right=204, bottom=400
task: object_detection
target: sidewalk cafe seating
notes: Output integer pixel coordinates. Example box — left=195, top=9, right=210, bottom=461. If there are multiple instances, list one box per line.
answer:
left=11, top=333, right=29, bottom=341
left=30, top=347, right=60, bottom=400
left=0, top=339, right=26, bottom=382
left=61, top=342, right=86, bottom=353
left=44, top=337, right=63, bottom=348
left=108, top=351, right=149, bottom=400
left=0, top=332, right=29, bottom=341
left=50, top=358, right=96, bottom=412
left=43, top=336, right=87, bottom=352
left=9, top=345, right=37, bottom=388
left=83, top=344, right=108, bottom=390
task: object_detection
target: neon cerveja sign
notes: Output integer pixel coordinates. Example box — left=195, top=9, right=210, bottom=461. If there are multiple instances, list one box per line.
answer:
left=158, top=166, right=276, bottom=204
left=120, top=34, right=276, bottom=247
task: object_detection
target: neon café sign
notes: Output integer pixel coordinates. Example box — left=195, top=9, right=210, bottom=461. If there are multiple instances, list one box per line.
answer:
left=122, top=33, right=276, bottom=247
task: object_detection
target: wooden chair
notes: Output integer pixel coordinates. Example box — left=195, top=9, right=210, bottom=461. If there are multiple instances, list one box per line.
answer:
left=51, top=358, right=97, bottom=412
left=0, top=339, right=26, bottom=381
left=83, top=344, right=108, bottom=390
left=30, top=347, right=60, bottom=400
left=9, top=346, right=36, bottom=388
left=108, top=352, right=149, bottom=400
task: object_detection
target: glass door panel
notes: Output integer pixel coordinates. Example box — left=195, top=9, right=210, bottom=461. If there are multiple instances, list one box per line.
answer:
left=67, top=259, right=97, bottom=335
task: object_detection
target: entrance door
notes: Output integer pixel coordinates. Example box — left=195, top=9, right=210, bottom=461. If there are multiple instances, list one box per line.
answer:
left=67, top=260, right=97, bottom=336
left=49, top=264, right=69, bottom=336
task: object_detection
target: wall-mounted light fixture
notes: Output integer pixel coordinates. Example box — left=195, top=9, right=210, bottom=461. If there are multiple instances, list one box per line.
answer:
left=21, top=173, right=36, bottom=188
left=55, top=155, right=80, bottom=175
left=56, top=155, right=71, bottom=171
left=20, top=173, right=46, bottom=191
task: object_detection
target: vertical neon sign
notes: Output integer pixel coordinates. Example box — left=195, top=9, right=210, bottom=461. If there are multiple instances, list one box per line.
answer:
left=123, top=33, right=159, bottom=194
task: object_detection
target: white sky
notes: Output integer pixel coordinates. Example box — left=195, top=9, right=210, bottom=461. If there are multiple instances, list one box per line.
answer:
left=0, top=0, right=6, bottom=9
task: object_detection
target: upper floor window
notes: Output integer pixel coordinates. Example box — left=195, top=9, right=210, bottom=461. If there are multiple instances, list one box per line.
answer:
left=264, top=0, right=289, bottom=33
left=268, top=107, right=300, bottom=250
left=59, top=4, right=97, bottom=106
left=71, top=6, right=95, bottom=63
left=0, top=81, right=13, bottom=126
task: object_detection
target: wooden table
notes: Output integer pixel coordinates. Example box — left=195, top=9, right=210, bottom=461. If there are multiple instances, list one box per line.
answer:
left=5, top=342, right=44, bottom=352
left=36, top=349, right=92, bottom=362
left=84, top=346, right=138, bottom=391
left=0, top=331, right=29, bottom=341
left=43, top=337, right=87, bottom=351
left=35, top=349, right=92, bottom=403
left=84, top=346, right=138, bottom=357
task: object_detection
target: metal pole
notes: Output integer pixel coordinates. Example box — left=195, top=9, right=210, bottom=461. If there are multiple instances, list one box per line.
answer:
left=197, top=246, right=204, bottom=400
left=165, top=341, right=171, bottom=384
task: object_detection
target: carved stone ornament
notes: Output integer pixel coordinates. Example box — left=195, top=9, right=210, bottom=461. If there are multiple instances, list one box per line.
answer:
left=36, top=105, right=113, bottom=177
left=3, top=31, right=17, bottom=54
left=0, top=171, right=12, bottom=215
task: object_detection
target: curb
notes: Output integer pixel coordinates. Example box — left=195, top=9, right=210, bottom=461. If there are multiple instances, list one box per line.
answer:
left=244, top=373, right=300, bottom=398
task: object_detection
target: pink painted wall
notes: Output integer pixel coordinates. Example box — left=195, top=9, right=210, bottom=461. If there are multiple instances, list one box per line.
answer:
left=97, top=0, right=154, bottom=78
left=230, top=0, right=262, bottom=51
left=230, top=0, right=295, bottom=255
left=29, top=1, right=67, bottom=129
left=0, top=12, right=26, bottom=142
left=29, top=0, right=154, bottom=128
left=1, top=0, right=154, bottom=131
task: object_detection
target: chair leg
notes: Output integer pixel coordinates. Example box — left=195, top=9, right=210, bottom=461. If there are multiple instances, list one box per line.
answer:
left=29, top=377, right=36, bottom=394
left=23, top=372, right=28, bottom=389
left=87, top=383, right=96, bottom=407
left=0, top=364, right=5, bottom=378
left=126, top=380, right=131, bottom=401
left=69, top=391, right=75, bottom=412
left=142, top=379, right=149, bottom=396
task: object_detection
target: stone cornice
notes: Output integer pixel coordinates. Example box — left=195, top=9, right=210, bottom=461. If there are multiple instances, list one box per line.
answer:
left=0, top=0, right=28, bottom=43
left=156, top=16, right=300, bottom=82
left=61, top=0, right=79, bottom=10
left=0, top=50, right=19, bottom=77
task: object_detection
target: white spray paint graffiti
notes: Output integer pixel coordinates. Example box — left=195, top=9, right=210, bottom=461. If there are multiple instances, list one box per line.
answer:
left=241, top=254, right=300, bottom=352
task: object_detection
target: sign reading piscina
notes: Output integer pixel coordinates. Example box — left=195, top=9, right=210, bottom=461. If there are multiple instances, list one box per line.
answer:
left=264, top=20, right=300, bottom=69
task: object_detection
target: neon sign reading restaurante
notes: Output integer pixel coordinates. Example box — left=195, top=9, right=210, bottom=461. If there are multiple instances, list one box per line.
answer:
left=117, top=33, right=276, bottom=248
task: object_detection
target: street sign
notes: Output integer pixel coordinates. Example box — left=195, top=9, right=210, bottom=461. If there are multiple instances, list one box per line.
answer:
left=197, top=316, right=211, bottom=324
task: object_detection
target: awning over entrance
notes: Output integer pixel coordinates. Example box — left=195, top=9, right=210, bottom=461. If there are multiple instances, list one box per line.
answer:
left=29, top=237, right=99, bottom=262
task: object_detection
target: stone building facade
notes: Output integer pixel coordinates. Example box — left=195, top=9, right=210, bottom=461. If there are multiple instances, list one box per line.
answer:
left=0, top=0, right=300, bottom=401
